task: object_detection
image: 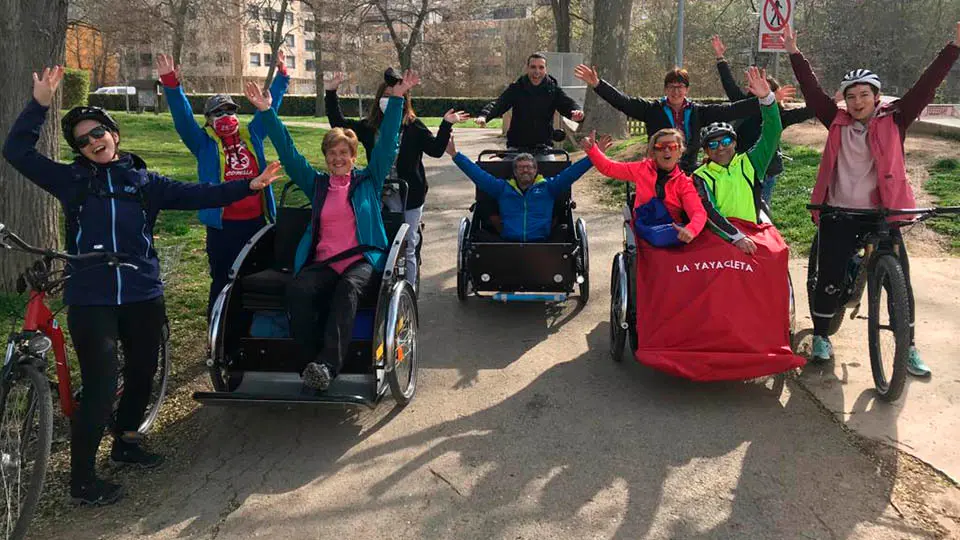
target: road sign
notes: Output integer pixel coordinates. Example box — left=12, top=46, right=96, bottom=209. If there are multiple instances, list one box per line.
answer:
left=758, top=0, right=794, bottom=53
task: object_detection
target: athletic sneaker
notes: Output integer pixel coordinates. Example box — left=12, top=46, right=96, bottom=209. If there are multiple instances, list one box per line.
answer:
left=70, top=478, right=124, bottom=507
left=811, top=335, right=833, bottom=362
left=302, top=362, right=332, bottom=391
left=110, top=443, right=164, bottom=469
left=906, top=346, right=931, bottom=377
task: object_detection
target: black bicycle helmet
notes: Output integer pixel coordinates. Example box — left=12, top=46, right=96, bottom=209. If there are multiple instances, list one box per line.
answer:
left=699, top=122, right=737, bottom=147
left=839, top=69, right=882, bottom=94
left=61, top=106, right=120, bottom=153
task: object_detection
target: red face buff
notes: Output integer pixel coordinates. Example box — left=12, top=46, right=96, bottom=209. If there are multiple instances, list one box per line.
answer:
left=212, top=114, right=239, bottom=137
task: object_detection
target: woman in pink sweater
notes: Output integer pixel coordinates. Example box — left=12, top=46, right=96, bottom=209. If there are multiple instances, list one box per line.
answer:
left=580, top=129, right=706, bottom=245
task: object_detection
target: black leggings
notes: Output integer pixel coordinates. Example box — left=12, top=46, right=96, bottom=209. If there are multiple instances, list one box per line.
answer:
left=66, top=296, right=166, bottom=487
left=812, top=215, right=915, bottom=341
left=285, top=261, right=376, bottom=375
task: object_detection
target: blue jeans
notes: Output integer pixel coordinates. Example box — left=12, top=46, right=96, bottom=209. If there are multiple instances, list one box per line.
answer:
left=761, top=174, right=778, bottom=206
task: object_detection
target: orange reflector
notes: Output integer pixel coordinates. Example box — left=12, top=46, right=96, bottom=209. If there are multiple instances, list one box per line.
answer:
left=397, top=347, right=405, bottom=365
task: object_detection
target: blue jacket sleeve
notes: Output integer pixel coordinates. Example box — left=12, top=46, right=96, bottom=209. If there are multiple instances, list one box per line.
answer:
left=546, top=156, right=592, bottom=196
left=162, top=83, right=208, bottom=156
left=249, top=73, right=290, bottom=140
left=452, top=152, right=506, bottom=198
left=1, top=99, right=77, bottom=200
left=149, top=172, right=254, bottom=210
left=362, top=96, right=403, bottom=192
left=259, top=108, right=317, bottom=195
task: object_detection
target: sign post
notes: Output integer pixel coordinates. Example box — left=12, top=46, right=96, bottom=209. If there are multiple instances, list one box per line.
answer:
left=758, top=0, right=794, bottom=53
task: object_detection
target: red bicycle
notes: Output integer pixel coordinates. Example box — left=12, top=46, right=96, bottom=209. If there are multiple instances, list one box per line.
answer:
left=0, top=224, right=170, bottom=540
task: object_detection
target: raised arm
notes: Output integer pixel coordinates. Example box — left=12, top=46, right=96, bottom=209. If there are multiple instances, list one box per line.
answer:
left=478, top=84, right=515, bottom=123
left=545, top=156, right=592, bottom=196
left=245, top=82, right=316, bottom=192
left=157, top=54, right=207, bottom=155
left=417, top=109, right=467, bottom=158
left=742, top=67, right=783, bottom=177
left=712, top=36, right=749, bottom=102
left=451, top=152, right=507, bottom=198
left=584, top=143, right=639, bottom=182
left=150, top=161, right=282, bottom=210
left=897, top=29, right=960, bottom=129
left=783, top=25, right=838, bottom=128
left=249, top=56, right=291, bottom=139
left=2, top=67, right=76, bottom=200
left=365, top=70, right=419, bottom=190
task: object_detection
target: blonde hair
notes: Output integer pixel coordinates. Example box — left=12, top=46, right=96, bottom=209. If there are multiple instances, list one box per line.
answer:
left=647, top=128, right=686, bottom=157
left=322, top=128, right=359, bottom=157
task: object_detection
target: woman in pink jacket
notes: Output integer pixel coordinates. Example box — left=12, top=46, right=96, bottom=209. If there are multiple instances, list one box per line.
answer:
left=785, top=23, right=960, bottom=370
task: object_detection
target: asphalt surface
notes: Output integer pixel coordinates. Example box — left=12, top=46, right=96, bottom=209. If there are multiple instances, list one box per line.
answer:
left=36, top=128, right=948, bottom=540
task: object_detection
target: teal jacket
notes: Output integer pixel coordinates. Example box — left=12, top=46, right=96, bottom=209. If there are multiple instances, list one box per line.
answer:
left=260, top=96, right=403, bottom=273
left=163, top=73, right=289, bottom=228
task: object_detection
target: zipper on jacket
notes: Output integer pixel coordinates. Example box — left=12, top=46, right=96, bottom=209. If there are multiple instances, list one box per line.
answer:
left=522, top=196, right=528, bottom=242
left=107, top=170, right=122, bottom=305
left=75, top=206, right=83, bottom=255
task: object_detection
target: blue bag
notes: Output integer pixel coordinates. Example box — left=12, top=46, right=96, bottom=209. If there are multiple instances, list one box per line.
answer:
left=633, top=197, right=682, bottom=247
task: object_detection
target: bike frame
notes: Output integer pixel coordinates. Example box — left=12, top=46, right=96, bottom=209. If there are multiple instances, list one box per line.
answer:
left=21, top=290, right=75, bottom=419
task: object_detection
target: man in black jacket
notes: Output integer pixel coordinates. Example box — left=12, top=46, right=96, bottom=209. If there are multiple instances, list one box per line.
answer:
left=575, top=64, right=760, bottom=174
left=476, top=53, right=584, bottom=150
left=711, top=35, right=816, bottom=205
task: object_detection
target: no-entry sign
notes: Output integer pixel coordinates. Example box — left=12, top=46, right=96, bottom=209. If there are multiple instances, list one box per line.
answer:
left=758, top=0, right=794, bottom=52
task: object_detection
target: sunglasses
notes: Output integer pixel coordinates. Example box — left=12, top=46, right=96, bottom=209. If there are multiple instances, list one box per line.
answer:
left=652, top=142, right=680, bottom=152
left=706, top=136, right=735, bottom=150
left=209, top=109, right=236, bottom=119
left=75, top=125, right=109, bottom=148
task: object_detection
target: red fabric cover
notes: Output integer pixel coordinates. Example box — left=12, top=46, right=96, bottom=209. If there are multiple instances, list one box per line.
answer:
left=633, top=218, right=805, bottom=381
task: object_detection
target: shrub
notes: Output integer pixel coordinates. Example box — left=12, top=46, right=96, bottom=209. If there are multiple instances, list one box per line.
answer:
left=62, top=68, right=90, bottom=109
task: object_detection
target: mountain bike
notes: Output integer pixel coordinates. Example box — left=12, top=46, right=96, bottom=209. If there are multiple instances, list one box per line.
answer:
left=0, top=224, right=171, bottom=540
left=806, top=204, right=960, bottom=401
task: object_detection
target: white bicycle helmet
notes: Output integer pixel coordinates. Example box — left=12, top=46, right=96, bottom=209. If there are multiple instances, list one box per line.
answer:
left=839, top=69, right=882, bottom=94
left=699, top=122, right=737, bottom=147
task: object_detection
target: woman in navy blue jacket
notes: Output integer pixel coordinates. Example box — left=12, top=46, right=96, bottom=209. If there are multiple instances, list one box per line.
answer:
left=1, top=66, right=281, bottom=507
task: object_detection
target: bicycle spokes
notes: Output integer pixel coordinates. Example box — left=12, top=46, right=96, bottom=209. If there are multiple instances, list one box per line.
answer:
left=0, top=383, right=39, bottom=535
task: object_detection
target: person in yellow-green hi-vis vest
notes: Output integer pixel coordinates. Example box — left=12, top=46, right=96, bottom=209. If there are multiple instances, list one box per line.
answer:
left=692, top=66, right=783, bottom=255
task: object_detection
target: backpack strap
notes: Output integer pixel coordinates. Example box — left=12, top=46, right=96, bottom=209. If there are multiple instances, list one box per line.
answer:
left=315, top=244, right=385, bottom=268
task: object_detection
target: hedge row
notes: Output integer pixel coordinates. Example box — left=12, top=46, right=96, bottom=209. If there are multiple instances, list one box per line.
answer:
left=63, top=69, right=90, bottom=109
left=87, top=93, right=734, bottom=116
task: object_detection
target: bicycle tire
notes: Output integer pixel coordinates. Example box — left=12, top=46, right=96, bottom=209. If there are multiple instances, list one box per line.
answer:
left=137, top=322, right=171, bottom=434
left=0, top=363, right=53, bottom=540
left=867, top=255, right=911, bottom=402
left=386, top=282, right=418, bottom=406
left=609, top=255, right=626, bottom=363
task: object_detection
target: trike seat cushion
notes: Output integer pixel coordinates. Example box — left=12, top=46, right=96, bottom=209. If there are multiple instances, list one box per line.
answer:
left=240, top=268, right=380, bottom=312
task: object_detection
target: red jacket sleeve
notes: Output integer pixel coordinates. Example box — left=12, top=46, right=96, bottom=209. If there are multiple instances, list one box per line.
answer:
left=676, top=176, right=707, bottom=237
left=586, top=144, right=639, bottom=182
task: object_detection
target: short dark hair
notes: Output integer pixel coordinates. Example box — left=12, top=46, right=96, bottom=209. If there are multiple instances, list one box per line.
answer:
left=527, top=53, right=547, bottom=66
left=664, top=68, right=690, bottom=87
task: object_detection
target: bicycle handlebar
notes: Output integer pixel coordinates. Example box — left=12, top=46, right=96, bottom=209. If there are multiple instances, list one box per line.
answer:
left=806, top=204, right=960, bottom=217
left=477, top=147, right=571, bottom=162
left=0, top=223, right=137, bottom=269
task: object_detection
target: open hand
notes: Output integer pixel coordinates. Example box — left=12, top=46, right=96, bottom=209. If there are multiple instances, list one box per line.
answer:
left=32, top=66, right=64, bottom=107
left=734, top=236, right=757, bottom=255
left=781, top=24, right=799, bottom=54
left=443, top=109, right=470, bottom=124
left=445, top=135, right=457, bottom=157
left=673, top=223, right=695, bottom=243
left=711, top=35, right=726, bottom=59
left=325, top=71, right=346, bottom=92
left=156, top=54, right=176, bottom=76
left=276, top=49, right=285, bottom=69
left=570, top=110, right=585, bottom=122
left=394, top=70, right=420, bottom=95
left=474, top=116, right=487, bottom=128
left=244, top=81, right=273, bottom=112
left=573, top=64, right=600, bottom=88
left=250, top=161, right=283, bottom=191
left=774, top=84, right=796, bottom=103
left=579, top=129, right=597, bottom=152
left=597, top=134, right=614, bottom=153
left=745, top=66, right=772, bottom=98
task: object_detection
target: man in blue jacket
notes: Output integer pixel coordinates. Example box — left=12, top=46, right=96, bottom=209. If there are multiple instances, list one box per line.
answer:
left=156, top=53, right=290, bottom=315
left=446, top=136, right=592, bottom=242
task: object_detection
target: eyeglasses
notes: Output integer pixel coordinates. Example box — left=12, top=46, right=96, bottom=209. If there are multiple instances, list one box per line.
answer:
left=209, top=109, right=236, bottom=119
left=652, top=142, right=680, bottom=152
left=75, top=125, right=108, bottom=148
left=706, top=136, right=735, bottom=150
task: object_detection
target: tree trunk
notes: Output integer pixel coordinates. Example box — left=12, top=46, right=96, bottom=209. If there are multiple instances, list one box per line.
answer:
left=0, top=0, right=67, bottom=292
left=582, top=0, right=634, bottom=137
left=312, top=0, right=324, bottom=117
left=170, top=0, right=191, bottom=65
left=551, top=0, right=571, bottom=53
left=263, top=0, right=289, bottom=92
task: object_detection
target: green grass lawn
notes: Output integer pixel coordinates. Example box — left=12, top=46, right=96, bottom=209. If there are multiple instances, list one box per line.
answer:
left=923, top=158, right=960, bottom=252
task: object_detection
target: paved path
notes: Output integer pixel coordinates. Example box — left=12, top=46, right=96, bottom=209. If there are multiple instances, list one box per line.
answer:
left=34, top=128, right=958, bottom=540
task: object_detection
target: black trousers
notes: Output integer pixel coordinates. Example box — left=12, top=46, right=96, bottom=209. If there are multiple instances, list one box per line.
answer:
left=285, top=261, right=376, bottom=374
left=66, top=296, right=166, bottom=487
left=812, top=214, right=915, bottom=341
left=206, top=217, right=265, bottom=318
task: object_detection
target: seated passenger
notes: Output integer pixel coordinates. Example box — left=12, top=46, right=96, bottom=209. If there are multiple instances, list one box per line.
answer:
left=692, top=66, right=783, bottom=255
left=580, top=129, right=706, bottom=245
left=445, top=136, right=592, bottom=242
left=243, top=71, right=419, bottom=392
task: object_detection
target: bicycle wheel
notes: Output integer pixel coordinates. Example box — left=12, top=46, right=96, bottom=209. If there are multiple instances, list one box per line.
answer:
left=609, top=254, right=627, bottom=363
left=867, top=255, right=911, bottom=402
left=386, top=281, right=418, bottom=406
left=114, top=320, right=171, bottom=435
left=0, top=363, right=53, bottom=540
